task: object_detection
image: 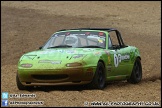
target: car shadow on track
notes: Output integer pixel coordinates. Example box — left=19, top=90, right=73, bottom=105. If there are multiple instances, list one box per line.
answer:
left=26, top=84, right=92, bottom=92
left=26, top=81, right=129, bottom=92
left=25, top=77, right=161, bottom=92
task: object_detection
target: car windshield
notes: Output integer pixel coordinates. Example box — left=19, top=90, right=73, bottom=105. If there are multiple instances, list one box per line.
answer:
left=42, top=31, right=106, bottom=49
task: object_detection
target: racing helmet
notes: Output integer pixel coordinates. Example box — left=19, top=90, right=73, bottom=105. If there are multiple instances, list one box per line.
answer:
left=65, top=35, right=79, bottom=47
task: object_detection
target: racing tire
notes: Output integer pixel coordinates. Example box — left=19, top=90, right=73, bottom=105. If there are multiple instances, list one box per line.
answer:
left=127, top=58, right=142, bottom=84
left=90, top=62, right=106, bottom=89
left=16, top=73, right=33, bottom=90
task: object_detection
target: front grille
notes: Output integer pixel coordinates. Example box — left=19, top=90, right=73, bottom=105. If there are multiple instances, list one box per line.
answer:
left=32, top=74, right=68, bottom=80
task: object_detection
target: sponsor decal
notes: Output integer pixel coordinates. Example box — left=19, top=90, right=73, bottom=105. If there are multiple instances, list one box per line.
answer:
left=73, top=54, right=83, bottom=59
left=108, top=55, right=111, bottom=64
left=85, top=32, right=90, bottom=35
left=99, top=32, right=104, bottom=36
left=65, top=32, right=70, bottom=36
left=38, top=60, right=61, bottom=64
left=104, top=50, right=110, bottom=55
left=114, top=53, right=130, bottom=67
left=98, top=39, right=103, bottom=43
left=94, top=52, right=101, bottom=56
left=57, top=49, right=64, bottom=53
left=66, top=50, right=75, bottom=54
left=40, top=51, right=56, bottom=54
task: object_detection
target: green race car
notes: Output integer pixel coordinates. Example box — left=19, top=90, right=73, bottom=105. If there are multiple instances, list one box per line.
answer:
left=16, top=28, right=142, bottom=90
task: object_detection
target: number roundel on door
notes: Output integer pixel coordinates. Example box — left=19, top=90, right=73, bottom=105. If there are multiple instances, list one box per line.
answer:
left=114, top=54, right=119, bottom=67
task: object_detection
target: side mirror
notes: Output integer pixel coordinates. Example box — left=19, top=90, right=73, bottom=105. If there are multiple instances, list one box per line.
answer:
left=39, top=46, right=42, bottom=50
left=113, top=45, right=120, bottom=50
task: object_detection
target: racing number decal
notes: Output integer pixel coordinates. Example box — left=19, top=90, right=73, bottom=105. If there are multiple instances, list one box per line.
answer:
left=118, top=54, right=121, bottom=63
left=114, top=54, right=118, bottom=67
left=114, top=53, right=130, bottom=67
left=114, top=54, right=121, bottom=67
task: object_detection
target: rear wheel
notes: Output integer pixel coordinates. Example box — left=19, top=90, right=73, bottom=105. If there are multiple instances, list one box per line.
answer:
left=90, top=62, right=106, bottom=89
left=127, top=58, right=142, bottom=83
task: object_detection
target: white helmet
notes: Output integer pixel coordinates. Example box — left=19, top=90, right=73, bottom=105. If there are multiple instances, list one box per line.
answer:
left=65, top=35, right=79, bottom=47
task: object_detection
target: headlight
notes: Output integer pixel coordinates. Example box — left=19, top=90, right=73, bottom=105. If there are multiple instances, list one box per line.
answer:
left=20, top=64, right=33, bottom=68
left=66, top=62, right=82, bottom=67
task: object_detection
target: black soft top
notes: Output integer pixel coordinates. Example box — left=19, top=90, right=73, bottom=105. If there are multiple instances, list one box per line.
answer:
left=59, top=28, right=117, bottom=32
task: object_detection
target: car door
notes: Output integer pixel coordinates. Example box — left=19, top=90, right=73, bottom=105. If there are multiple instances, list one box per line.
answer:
left=107, top=30, right=129, bottom=77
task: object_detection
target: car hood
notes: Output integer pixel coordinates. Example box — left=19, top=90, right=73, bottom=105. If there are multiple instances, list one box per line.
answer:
left=22, top=48, right=102, bottom=60
left=19, top=48, right=104, bottom=69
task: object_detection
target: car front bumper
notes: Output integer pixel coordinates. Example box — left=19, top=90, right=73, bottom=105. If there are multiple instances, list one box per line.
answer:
left=18, top=66, right=96, bottom=86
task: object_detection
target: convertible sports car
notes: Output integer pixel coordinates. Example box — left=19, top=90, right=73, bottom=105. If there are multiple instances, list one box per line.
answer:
left=16, top=28, right=142, bottom=90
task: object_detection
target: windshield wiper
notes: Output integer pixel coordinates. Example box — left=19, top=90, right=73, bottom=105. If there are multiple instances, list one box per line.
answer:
left=77, top=45, right=105, bottom=49
left=47, top=45, right=72, bottom=49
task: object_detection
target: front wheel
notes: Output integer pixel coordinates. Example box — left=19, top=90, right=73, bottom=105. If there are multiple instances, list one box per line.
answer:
left=127, top=58, right=142, bottom=84
left=89, top=62, right=106, bottom=89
